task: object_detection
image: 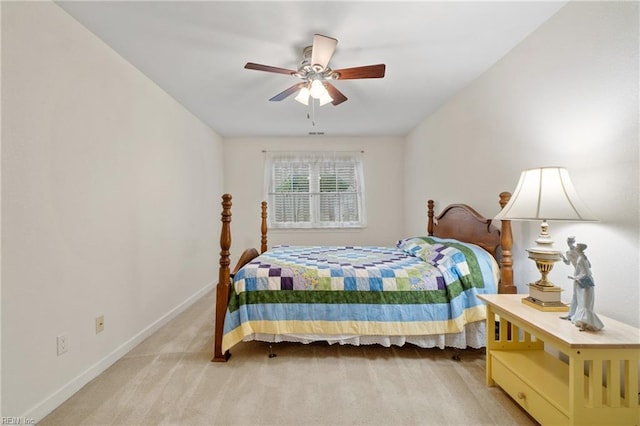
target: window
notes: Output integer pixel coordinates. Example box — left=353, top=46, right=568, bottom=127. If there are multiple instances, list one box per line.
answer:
left=264, top=151, right=366, bottom=229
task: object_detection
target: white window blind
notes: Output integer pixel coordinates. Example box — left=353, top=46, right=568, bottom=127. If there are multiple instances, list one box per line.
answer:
left=264, top=151, right=366, bottom=229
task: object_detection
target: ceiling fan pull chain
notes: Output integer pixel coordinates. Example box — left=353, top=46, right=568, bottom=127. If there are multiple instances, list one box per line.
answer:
left=306, top=106, right=313, bottom=126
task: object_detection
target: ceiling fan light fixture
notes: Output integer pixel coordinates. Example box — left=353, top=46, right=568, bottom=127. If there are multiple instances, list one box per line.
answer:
left=318, top=90, right=333, bottom=106
left=294, top=86, right=310, bottom=105
left=309, top=79, right=327, bottom=99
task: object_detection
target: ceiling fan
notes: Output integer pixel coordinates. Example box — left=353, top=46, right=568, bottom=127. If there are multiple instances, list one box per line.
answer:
left=245, top=34, right=386, bottom=107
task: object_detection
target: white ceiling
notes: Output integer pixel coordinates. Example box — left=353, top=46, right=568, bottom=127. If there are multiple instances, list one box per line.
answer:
left=56, top=1, right=567, bottom=138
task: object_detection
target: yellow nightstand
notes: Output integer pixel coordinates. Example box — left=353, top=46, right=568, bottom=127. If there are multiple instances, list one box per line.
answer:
left=478, top=294, right=640, bottom=425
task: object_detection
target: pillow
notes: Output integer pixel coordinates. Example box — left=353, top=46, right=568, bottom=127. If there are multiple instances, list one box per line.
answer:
left=397, top=236, right=499, bottom=292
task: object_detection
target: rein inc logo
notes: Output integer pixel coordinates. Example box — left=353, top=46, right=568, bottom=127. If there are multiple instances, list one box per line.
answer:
left=1, top=418, right=35, bottom=425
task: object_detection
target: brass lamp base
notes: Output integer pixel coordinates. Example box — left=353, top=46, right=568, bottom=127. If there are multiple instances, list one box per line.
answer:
left=527, top=250, right=562, bottom=286
left=523, top=283, right=568, bottom=312
left=523, top=244, right=568, bottom=312
left=522, top=296, right=569, bottom=312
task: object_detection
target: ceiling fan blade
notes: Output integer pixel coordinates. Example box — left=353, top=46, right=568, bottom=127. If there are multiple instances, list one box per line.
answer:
left=311, top=34, right=338, bottom=70
left=269, top=83, right=307, bottom=102
left=324, top=82, right=348, bottom=106
left=333, top=64, right=386, bottom=80
left=245, top=62, right=296, bottom=75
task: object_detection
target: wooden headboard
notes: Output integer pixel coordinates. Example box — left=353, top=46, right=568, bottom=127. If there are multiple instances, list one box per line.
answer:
left=427, top=192, right=514, bottom=294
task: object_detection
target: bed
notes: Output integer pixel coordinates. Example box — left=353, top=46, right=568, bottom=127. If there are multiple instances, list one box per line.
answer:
left=213, top=192, right=515, bottom=362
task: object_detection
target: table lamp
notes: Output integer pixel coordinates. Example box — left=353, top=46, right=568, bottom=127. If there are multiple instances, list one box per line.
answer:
left=494, top=167, right=597, bottom=311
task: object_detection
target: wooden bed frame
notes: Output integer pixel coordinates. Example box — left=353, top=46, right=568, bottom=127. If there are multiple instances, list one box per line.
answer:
left=213, top=192, right=515, bottom=362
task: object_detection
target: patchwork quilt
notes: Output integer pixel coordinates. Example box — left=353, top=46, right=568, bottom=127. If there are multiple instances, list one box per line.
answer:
left=221, top=236, right=499, bottom=352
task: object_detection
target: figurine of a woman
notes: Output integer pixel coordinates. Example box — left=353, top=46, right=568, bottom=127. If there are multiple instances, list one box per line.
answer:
left=569, top=243, right=604, bottom=331
left=560, top=236, right=578, bottom=320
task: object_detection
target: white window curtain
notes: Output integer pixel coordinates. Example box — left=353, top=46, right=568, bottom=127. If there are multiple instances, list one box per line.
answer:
left=264, top=151, right=366, bottom=229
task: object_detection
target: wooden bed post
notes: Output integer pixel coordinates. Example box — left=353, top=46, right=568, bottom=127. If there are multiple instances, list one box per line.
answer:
left=212, top=194, right=232, bottom=362
left=261, top=201, right=268, bottom=253
left=498, top=192, right=516, bottom=294
left=427, top=200, right=435, bottom=236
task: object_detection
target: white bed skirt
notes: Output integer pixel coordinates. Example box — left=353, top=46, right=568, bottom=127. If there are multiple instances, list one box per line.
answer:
left=245, top=320, right=487, bottom=350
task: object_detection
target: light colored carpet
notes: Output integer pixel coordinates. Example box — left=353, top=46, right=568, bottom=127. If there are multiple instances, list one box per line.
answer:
left=41, top=291, right=538, bottom=426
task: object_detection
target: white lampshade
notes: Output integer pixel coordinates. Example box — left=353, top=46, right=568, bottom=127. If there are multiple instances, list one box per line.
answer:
left=495, top=167, right=597, bottom=222
left=294, top=86, right=310, bottom=105
left=309, top=79, right=327, bottom=99
left=318, top=90, right=333, bottom=106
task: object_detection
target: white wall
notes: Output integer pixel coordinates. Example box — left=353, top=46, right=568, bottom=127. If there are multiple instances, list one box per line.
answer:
left=405, top=1, right=639, bottom=327
left=2, top=2, right=224, bottom=419
left=223, top=137, right=405, bottom=263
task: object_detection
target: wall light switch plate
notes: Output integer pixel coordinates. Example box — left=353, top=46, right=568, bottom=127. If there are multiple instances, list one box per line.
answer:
left=57, top=334, right=68, bottom=356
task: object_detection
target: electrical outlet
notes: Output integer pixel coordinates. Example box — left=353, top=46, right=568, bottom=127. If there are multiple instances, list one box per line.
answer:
left=95, top=315, right=104, bottom=334
left=57, top=334, right=68, bottom=356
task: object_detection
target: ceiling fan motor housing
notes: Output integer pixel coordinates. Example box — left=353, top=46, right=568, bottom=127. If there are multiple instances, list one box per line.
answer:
left=296, top=46, right=338, bottom=81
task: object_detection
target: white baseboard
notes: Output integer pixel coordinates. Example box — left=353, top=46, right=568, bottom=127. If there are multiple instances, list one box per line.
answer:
left=24, top=282, right=215, bottom=423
